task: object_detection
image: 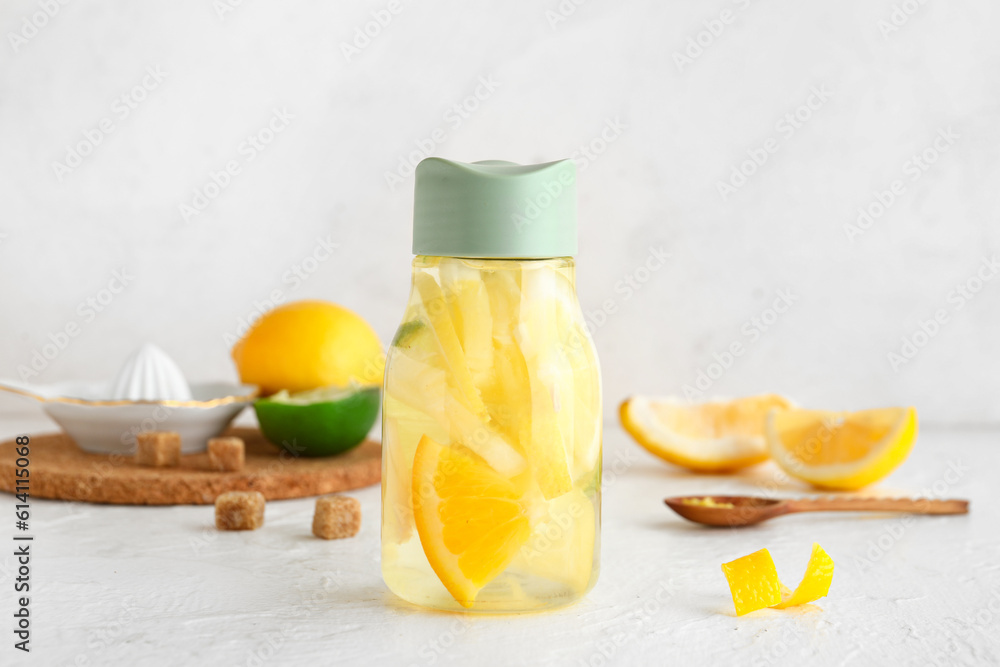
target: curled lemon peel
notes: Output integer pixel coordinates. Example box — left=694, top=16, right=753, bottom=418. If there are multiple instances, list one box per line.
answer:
left=722, top=543, right=834, bottom=616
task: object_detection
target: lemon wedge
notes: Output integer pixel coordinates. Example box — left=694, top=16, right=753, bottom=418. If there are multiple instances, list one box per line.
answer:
left=620, top=394, right=794, bottom=472
left=765, top=407, right=917, bottom=490
left=413, top=272, right=488, bottom=419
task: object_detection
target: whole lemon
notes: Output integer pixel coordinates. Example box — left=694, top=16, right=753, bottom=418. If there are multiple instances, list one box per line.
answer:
left=232, top=300, right=385, bottom=395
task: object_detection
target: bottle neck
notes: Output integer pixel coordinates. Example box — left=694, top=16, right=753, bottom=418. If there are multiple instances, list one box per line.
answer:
left=408, top=256, right=578, bottom=303
left=413, top=255, right=575, bottom=270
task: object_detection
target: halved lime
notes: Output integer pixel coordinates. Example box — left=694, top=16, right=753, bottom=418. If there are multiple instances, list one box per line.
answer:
left=254, top=385, right=380, bottom=457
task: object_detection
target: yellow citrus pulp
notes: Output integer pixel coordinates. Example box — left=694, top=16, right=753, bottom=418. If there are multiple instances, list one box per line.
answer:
left=765, top=407, right=917, bottom=490
left=620, top=394, right=794, bottom=472
left=382, top=257, right=601, bottom=610
left=681, top=497, right=735, bottom=508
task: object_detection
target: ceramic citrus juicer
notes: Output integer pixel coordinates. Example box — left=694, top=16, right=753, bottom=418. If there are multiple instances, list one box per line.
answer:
left=0, top=343, right=257, bottom=454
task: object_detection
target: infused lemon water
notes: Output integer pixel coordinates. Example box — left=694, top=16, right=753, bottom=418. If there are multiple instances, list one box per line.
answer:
left=381, top=158, right=602, bottom=612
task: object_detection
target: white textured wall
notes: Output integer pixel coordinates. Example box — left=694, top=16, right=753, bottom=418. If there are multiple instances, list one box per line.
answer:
left=1, top=0, right=998, bottom=425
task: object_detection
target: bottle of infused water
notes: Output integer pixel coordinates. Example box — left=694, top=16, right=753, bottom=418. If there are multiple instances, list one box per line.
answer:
left=381, top=158, right=602, bottom=612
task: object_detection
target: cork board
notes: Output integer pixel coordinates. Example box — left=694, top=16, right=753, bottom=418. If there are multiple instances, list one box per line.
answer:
left=0, top=427, right=381, bottom=505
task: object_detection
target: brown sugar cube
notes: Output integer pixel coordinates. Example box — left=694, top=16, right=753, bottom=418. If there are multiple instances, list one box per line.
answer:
left=215, top=491, right=265, bottom=531
left=208, top=436, right=245, bottom=472
left=135, top=431, right=181, bottom=467
left=312, top=495, right=361, bottom=540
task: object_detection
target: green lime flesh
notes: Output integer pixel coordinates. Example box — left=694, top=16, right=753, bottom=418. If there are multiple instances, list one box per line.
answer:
left=391, top=319, right=426, bottom=348
left=253, top=386, right=380, bottom=457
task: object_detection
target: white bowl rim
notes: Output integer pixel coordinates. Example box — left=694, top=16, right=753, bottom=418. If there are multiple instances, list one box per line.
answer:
left=0, top=380, right=258, bottom=408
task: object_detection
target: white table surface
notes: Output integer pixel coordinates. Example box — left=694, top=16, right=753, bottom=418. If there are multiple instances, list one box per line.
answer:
left=1, top=406, right=997, bottom=667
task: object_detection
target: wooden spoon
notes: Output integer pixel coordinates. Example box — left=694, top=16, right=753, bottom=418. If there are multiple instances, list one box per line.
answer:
left=664, top=495, right=969, bottom=527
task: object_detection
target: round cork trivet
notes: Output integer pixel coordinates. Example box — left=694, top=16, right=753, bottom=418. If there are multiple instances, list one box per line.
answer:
left=0, top=427, right=381, bottom=505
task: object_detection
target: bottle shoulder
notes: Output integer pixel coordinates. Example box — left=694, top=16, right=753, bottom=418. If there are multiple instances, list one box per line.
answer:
left=387, top=256, right=597, bottom=365
left=412, top=255, right=575, bottom=271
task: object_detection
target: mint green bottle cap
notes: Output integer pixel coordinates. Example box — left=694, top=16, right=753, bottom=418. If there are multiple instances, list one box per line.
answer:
left=412, top=158, right=577, bottom=258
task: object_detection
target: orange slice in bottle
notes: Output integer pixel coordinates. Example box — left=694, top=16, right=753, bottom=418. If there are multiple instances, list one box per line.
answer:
left=412, top=434, right=532, bottom=608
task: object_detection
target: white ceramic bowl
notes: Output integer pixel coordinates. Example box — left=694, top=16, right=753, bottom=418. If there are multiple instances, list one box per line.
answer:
left=0, top=380, right=258, bottom=454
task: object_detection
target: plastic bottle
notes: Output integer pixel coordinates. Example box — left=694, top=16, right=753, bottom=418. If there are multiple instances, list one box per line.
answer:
left=381, top=158, right=602, bottom=612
